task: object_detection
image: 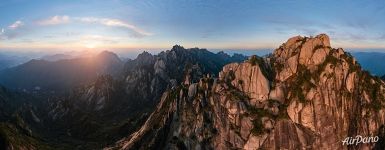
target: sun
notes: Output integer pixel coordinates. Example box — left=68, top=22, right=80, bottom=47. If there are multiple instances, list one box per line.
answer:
left=84, top=42, right=98, bottom=49
left=85, top=43, right=96, bottom=49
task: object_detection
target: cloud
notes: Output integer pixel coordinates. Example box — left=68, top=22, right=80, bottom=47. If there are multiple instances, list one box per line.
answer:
left=37, top=15, right=152, bottom=37
left=0, top=28, right=5, bottom=40
left=75, top=17, right=152, bottom=37
left=81, top=34, right=122, bottom=44
left=8, top=20, right=24, bottom=29
left=1, top=21, right=31, bottom=40
left=20, top=39, right=35, bottom=43
left=37, top=15, right=70, bottom=25
left=78, top=34, right=124, bottom=48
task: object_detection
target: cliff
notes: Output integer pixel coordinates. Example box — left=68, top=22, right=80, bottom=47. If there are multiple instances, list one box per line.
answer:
left=108, top=34, right=385, bottom=149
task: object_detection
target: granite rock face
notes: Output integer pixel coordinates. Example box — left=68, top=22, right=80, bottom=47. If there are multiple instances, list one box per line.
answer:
left=109, top=34, right=385, bottom=150
left=219, top=62, right=270, bottom=105
left=272, top=34, right=385, bottom=149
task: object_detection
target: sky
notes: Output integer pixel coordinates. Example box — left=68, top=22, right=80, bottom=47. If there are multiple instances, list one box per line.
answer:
left=1, top=0, right=385, bottom=55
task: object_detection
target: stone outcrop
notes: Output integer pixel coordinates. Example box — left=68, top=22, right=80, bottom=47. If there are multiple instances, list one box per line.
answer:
left=272, top=34, right=385, bottom=149
left=219, top=62, right=270, bottom=105
left=109, top=34, right=385, bottom=150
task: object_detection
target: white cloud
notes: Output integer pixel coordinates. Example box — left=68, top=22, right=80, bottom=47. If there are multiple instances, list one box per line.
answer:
left=37, top=15, right=152, bottom=37
left=0, top=28, right=4, bottom=40
left=8, top=20, right=24, bottom=29
left=75, top=17, right=152, bottom=37
left=78, top=34, right=123, bottom=48
left=37, top=15, right=70, bottom=25
left=81, top=34, right=122, bottom=44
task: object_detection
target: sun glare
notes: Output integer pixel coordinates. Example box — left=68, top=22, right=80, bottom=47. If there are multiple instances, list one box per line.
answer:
left=83, top=41, right=98, bottom=49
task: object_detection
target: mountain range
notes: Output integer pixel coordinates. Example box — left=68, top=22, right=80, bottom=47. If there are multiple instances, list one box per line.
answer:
left=0, top=54, right=31, bottom=71
left=0, top=46, right=247, bottom=149
left=103, top=34, right=385, bottom=150
left=1, top=34, right=385, bottom=149
left=351, top=52, right=385, bottom=76
left=0, top=51, right=124, bottom=92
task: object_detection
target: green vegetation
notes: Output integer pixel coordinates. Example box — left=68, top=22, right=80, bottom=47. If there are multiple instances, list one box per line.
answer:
left=237, top=79, right=243, bottom=85
left=370, top=100, right=382, bottom=111
left=349, top=63, right=361, bottom=73
left=294, top=37, right=308, bottom=53
left=276, top=104, right=289, bottom=119
left=319, top=54, right=339, bottom=70
left=266, top=99, right=280, bottom=107
left=251, top=119, right=264, bottom=135
left=290, top=64, right=314, bottom=103
left=249, top=107, right=270, bottom=117
left=248, top=106, right=268, bottom=136
left=274, top=61, right=284, bottom=73
left=326, top=51, right=385, bottom=111
left=313, top=45, right=324, bottom=52
left=225, top=70, right=236, bottom=84
left=267, top=99, right=288, bottom=119
left=358, top=72, right=385, bottom=111
left=248, top=102, right=289, bottom=135
left=248, top=105, right=274, bottom=136
left=340, top=52, right=361, bottom=73
left=248, top=55, right=261, bottom=66
left=228, top=88, right=249, bottom=102
left=248, top=55, right=274, bottom=81
left=170, top=87, right=181, bottom=100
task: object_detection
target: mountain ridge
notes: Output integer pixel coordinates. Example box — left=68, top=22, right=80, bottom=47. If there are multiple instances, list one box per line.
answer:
left=0, top=51, right=124, bottom=91
left=1, top=35, right=384, bottom=149
left=108, top=34, right=385, bottom=150
left=39, top=46, right=247, bottom=149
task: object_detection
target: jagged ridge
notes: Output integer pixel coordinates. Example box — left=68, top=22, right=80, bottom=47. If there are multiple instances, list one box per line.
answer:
left=109, top=34, right=385, bottom=150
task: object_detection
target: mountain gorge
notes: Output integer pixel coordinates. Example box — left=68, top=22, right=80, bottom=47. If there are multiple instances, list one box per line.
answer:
left=108, top=34, right=385, bottom=150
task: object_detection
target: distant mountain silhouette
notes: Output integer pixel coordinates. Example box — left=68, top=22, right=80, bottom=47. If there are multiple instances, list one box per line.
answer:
left=351, top=52, right=385, bottom=76
left=0, top=51, right=123, bottom=91
left=40, top=54, right=74, bottom=61
left=0, top=54, right=30, bottom=71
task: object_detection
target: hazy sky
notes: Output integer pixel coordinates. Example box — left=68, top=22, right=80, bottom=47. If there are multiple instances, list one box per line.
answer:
left=1, top=0, right=385, bottom=53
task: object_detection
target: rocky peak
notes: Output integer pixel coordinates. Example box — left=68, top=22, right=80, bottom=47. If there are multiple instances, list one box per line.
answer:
left=275, top=34, right=330, bottom=59
left=110, top=34, right=385, bottom=150
left=217, top=50, right=227, bottom=54
left=171, top=45, right=185, bottom=52
left=272, top=34, right=338, bottom=81
left=217, top=51, right=230, bottom=57
left=95, top=50, right=122, bottom=64
left=135, top=51, right=155, bottom=65
left=97, top=50, right=120, bottom=59
left=270, top=34, right=385, bottom=149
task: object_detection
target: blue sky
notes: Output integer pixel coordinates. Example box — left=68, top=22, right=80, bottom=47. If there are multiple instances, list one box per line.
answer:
left=1, top=0, right=385, bottom=54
